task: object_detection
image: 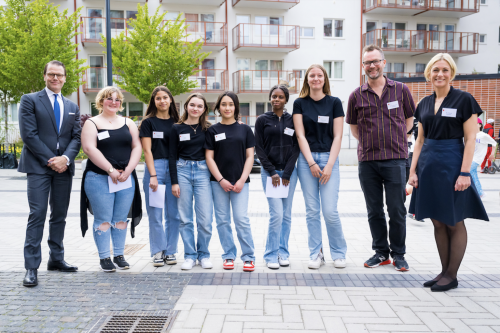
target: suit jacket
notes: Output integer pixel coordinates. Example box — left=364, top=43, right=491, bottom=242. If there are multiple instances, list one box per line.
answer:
left=18, top=89, right=82, bottom=176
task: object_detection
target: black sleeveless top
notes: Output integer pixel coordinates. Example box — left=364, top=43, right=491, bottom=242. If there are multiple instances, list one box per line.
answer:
left=80, top=117, right=142, bottom=238
left=86, top=118, right=133, bottom=174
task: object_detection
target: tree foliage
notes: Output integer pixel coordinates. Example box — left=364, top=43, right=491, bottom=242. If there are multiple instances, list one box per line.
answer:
left=103, top=4, right=209, bottom=104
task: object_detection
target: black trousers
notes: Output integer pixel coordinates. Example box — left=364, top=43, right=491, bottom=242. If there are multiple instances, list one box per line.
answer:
left=24, top=171, right=73, bottom=269
left=358, top=159, right=407, bottom=258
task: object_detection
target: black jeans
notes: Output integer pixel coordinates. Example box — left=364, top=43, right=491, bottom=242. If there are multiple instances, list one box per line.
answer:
left=358, top=159, right=407, bottom=258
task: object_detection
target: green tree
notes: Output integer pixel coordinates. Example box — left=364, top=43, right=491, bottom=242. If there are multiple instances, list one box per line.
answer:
left=103, top=4, right=209, bottom=103
left=0, top=0, right=87, bottom=136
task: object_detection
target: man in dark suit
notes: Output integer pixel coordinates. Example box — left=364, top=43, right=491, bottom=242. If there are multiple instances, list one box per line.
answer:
left=18, top=60, right=82, bottom=287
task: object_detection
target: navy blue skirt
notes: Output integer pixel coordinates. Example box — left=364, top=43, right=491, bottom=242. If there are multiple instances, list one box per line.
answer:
left=409, top=138, right=488, bottom=226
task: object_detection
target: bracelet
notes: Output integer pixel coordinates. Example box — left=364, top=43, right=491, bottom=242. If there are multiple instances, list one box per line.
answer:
left=460, top=172, right=471, bottom=177
left=150, top=175, right=157, bottom=178
left=309, top=163, right=317, bottom=168
left=218, top=177, right=224, bottom=183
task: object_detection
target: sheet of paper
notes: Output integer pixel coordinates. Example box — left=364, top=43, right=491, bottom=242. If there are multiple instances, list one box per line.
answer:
left=265, top=177, right=290, bottom=199
left=149, top=184, right=166, bottom=209
left=108, top=176, right=132, bottom=193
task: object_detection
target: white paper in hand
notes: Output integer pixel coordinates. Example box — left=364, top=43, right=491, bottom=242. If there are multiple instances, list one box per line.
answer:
left=108, top=176, right=132, bottom=193
left=149, top=184, right=166, bottom=209
left=265, top=177, right=290, bottom=199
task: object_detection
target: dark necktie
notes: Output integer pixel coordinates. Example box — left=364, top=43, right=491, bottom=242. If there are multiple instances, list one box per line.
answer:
left=53, top=94, right=60, bottom=134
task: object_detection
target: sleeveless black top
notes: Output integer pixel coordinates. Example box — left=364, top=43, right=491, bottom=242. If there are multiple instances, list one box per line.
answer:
left=80, top=117, right=142, bottom=238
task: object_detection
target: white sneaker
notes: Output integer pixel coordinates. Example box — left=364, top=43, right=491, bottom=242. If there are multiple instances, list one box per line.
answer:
left=199, top=258, right=213, bottom=269
left=333, top=258, right=346, bottom=268
left=267, top=262, right=280, bottom=270
left=181, top=259, right=195, bottom=270
left=278, top=257, right=289, bottom=267
left=308, top=251, right=325, bottom=269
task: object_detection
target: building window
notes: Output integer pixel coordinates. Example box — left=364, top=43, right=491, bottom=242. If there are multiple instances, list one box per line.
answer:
left=128, top=102, right=144, bottom=118
left=498, top=64, right=500, bottom=74
left=416, top=63, right=426, bottom=74
left=324, top=19, right=332, bottom=37
left=300, top=27, right=314, bottom=38
left=256, top=102, right=272, bottom=116
left=479, top=34, right=486, bottom=44
left=10, top=104, right=18, bottom=122
left=480, top=0, right=487, bottom=4
left=335, top=20, right=344, bottom=38
left=323, top=61, right=343, bottom=79
left=165, top=11, right=180, bottom=21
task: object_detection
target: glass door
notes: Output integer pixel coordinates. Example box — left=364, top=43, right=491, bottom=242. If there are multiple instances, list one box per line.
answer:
left=88, top=9, right=103, bottom=40
left=416, top=24, right=427, bottom=50
left=445, top=25, right=455, bottom=51
left=395, top=23, right=406, bottom=48
left=366, top=22, right=376, bottom=46
left=110, top=10, right=124, bottom=38
left=237, top=58, right=250, bottom=91
left=270, top=60, right=283, bottom=87
left=236, top=15, right=250, bottom=45
left=89, top=56, right=105, bottom=89
left=255, top=16, right=268, bottom=46
left=201, top=14, right=215, bottom=43
left=255, top=60, right=268, bottom=90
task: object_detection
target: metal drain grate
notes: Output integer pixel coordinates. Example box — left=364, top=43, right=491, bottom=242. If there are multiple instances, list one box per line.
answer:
left=87, top=311, right=177, bottom=333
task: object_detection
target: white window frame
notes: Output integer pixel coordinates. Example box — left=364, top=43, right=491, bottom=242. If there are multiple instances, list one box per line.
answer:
left=300, top=27, right=315, bottom=38
left=479, top=34, right=487, bottom=44
left=324, top=19, right=344, bottom=39
left=480, top=0, right=487, bottom=5
left=323, top=61, right=344, bottom=80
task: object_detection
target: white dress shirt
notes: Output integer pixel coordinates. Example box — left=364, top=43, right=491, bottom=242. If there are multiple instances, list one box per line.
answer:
left=44, top=87, right=70, bottom=165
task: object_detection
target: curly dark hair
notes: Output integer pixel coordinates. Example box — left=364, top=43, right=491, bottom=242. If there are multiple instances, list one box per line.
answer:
left=269, top=85, right=290, bottom=103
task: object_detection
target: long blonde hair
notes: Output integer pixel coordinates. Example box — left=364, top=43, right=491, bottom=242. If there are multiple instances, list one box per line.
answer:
left=179, top=93, right=211, bottom=131
left=299, top=64, right=331, bottom=98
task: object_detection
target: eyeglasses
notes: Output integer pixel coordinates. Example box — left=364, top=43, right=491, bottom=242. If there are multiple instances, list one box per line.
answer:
left=362, top=59, right=384, bottom=67
left=46, top=73, right=66, bottom=79
left=106, top=98, right=122, bottom=103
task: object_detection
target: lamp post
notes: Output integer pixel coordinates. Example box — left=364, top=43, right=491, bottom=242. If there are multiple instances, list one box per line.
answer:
left=105, top=0, right=113, bottom=86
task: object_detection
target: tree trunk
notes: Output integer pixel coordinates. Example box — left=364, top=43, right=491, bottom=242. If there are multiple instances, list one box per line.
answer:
left=3, top=97, right=8, bottom=143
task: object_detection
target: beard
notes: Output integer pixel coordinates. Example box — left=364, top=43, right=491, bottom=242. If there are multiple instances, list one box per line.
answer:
left=366, top=69, right=382, bottom=80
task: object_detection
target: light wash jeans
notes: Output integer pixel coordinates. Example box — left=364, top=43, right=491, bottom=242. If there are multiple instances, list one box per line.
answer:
left=176, top=159, right=213, bottom=261
left=84, top=171, right=135, bottom=259
left=211, top=182, right=255, bottom=262
left=297, top=152, right=347, bottom=261
left=261, top=168, right=298, bottom=263
left=471, top=161, right=483, bottom=196
left=143, top=158, right=180, bottom=257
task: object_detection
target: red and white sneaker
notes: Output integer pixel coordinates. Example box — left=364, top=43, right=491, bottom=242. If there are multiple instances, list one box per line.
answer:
left=243, top=261, right=255, bottom=272
left=223, top=259, right=234, bottom=270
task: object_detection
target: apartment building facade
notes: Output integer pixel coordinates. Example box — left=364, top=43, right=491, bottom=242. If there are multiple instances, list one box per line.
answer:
left=2, top=0, right=499, bottom=163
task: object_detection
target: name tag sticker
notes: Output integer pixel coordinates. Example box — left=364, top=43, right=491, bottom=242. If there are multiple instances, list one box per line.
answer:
left=318, top=116, right=329, bottom=124
left=179, top=134, right=191, bottom=141
left=215, top=133, right=226, bottom=141
left=153, top=131, right=164, bottom=139
left=284, top=127, right=295, bottom=136
left=442, top=108, right=457, bottom=118
left=387, top=101, right=399, bottom=109
left=97, top=131, right=110, bottom=140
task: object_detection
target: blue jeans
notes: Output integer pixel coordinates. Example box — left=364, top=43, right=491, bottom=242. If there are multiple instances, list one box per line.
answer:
left=297, top=152, right=347, bottom=260
left=471, top=161, right=483, bottom=196
left=211, top=182, right=255, bottom=262
left=84, top=171, right=135, bottom=259
left=143, top=159, right=181, bottom=256
left=176, top=159, right=213, bottom=260
left=261, top=168, right=298, bottom=263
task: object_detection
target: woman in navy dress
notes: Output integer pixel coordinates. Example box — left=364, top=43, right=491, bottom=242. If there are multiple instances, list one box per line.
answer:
left=409, top=53, right=488, bottom=292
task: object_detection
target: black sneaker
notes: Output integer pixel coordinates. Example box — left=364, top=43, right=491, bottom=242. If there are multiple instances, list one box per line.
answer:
left=364, top=253, right=391, bottom=268
left=164, top=255, right=177, bottom=265
left=113, top=255, right=130, bottom=270
left=393, top=256, right=410, bottom=272
left=100, top=258, right=116, bottom=272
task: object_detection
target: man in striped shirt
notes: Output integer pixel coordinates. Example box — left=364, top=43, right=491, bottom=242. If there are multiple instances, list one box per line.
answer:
left=346, top=44, right=415, bottom=272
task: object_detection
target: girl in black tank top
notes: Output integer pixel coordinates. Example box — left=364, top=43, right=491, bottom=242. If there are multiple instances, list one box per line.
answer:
left=80, top=87, right=142, bottom=273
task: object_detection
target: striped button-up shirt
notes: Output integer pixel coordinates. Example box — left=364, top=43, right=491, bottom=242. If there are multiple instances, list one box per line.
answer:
left=346, top=77, right=415, bottom=162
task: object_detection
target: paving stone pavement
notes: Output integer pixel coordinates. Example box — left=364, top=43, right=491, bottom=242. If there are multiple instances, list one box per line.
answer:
left=1, top=165, right=500, bottom=332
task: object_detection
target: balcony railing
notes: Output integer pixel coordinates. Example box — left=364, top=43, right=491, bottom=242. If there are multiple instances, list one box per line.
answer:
left=232, top=0, right=300, bottom=8
left=232, top=24, right=300, bottom=51
left=164, top=20, right=228, bottom=48
left=80, top=17, right=133, bottom=45
left=190, top=69, right=228, bottom=93
left=363, top=0, right=479, bottom=13
left=363, top=29, right=478, bottom=55
left=362, top=72, right=471, bottom=82
left=232, top=70, right=301, bottom=94
left=82, top=67, right=125, bottom=93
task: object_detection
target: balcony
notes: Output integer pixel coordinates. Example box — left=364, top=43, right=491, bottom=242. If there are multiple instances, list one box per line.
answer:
left=82, top=67, right=125, bottom=93
left=164, top=20, right=228, bottom=51
left=160, top=0, right=224, bottom=5
left=232, top=0, right=300, bottom=9
left=363, top=0, right=479, bottom=18
left=190, top=70, right=228, bottom=94
left=80, top=16, right=132, bottom=46
left=232, top=70, right=301, bottom=94
left=362, top=72, right=470, bottom=82
left=363, top=29, right=478, bottom=56
left=232, top=24, right=300, bottom=52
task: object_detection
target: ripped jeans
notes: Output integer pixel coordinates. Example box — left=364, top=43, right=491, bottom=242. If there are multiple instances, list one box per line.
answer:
left=85, top=171, right=135, bottom=259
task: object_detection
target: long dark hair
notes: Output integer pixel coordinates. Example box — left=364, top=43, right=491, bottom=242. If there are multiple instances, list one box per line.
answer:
left=214, top=91, right=240, bottom=121
left=179, top=93, right=211, bottom=131
left=140, top=86, right=179, bottom=130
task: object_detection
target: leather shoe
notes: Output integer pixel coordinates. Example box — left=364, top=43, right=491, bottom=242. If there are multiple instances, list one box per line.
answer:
left=423, top=279, right=438, bottom=288
left=431, top=278, right=458, bottom=292
left=23, top=269, right=38, bottom=287
left=47, top=259, right=78, bottom=272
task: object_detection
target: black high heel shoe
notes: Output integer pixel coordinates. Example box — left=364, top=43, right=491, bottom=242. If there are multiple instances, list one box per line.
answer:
left=423, top=280, right=438, bottom=288
left=431, top=279, right=458, bottom=292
